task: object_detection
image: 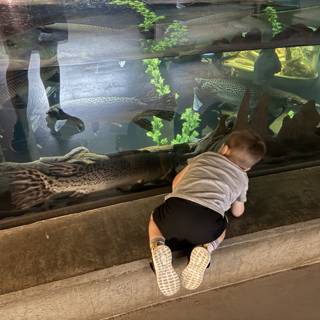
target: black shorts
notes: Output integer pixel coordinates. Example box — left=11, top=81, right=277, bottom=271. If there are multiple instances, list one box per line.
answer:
left=153, top=197, right=227, bottom=247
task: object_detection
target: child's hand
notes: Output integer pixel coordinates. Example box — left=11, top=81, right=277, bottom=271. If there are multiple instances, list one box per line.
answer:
left=231, top=201, right=245, bottom=217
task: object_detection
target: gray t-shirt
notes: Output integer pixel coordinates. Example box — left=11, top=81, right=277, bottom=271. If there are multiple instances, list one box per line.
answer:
left=165, top=152, right=248, bottom=216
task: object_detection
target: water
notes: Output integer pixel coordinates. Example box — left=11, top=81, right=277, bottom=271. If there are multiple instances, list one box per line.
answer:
left=0, top=1, right=320, bottom=215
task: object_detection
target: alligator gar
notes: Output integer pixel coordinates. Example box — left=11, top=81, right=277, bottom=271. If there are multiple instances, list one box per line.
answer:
left=47, top=92, right=177, bottom=133
left=43, top=23, right=132, bottom=34
left=9, top=149, right=178, bottom=210
left=194, top=77, right=317, bottom=116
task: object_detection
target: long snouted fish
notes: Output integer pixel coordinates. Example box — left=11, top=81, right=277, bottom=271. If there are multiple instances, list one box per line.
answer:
left=194, top=77, right=317, bottom=115
left=9, top=150, right=177, bottom=210
left=47, top=93, right=176, bottom=133
left=195, top=77, right=255, bottom=108
left=43, top=23, right=133, bottom=34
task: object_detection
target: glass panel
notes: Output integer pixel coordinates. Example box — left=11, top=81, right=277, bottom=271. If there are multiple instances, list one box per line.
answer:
left=0, top=1, right=319, bottom=216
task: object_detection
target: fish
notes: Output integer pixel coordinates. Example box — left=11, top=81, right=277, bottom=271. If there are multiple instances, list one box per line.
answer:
left=194, top=77, right=316, bottom=118
left=42, top=23, right=132, bottom=34
left=253, top=49, right=282, bottom=86
left=179, top=14, right=269, bottom=44
left=46, top=92, right=177, bottom=133
left=8, top=149, right=178, bottom=210
left=195, top=77, right=257, bottom=108
left=181, top=11, right=251, bottom=27
left=0, top=3, right=116, bottom=42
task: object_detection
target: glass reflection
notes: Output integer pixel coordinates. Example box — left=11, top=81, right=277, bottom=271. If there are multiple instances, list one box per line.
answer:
left=0, top=0, right=68, bottom=161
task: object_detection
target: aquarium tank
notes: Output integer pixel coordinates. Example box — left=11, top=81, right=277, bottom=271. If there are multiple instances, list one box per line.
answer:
left=0, top=0, right=319, bottom=217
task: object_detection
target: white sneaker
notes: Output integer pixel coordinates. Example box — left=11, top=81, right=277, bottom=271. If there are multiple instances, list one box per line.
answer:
left=181, top=246, right=211, bottom=290
left=151, top=244, right=180, bottom=296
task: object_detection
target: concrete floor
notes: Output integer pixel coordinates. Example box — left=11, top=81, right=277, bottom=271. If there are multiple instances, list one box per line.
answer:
left=118, top=263, right=320, bottom=320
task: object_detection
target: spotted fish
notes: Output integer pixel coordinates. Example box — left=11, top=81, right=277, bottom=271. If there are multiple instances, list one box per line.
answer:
left=195, top=77, right=258, bottom=109
left=194, top=77, right=315, bottom=116
left=47, top=92, right=177, bottom=135
left=9, top=150, right=178, bottom=211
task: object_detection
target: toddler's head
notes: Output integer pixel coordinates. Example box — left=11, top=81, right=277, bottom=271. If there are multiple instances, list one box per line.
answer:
left=219, top=130, right=266, bottom=171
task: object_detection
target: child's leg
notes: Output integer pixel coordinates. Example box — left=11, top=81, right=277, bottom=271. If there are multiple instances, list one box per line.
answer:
left=205, top=229, right=226, bottom=254
left=181, top=230, right=226, bottom=291
left=148, top=213, right=180, bottom=296
left=148, top=213, right=166, bottom=248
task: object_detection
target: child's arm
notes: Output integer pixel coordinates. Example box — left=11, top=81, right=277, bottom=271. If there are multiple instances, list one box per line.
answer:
left=172, top=164, right=190, bottom=189
left=231, top=178, right=248, bottom=218
left=230, top=201, right=245, bottom=217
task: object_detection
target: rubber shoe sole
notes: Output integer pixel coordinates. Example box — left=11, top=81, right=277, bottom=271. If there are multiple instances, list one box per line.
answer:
left=181, top=246, right=211, bottom=290
left=152, top=245, right=180, bottom=296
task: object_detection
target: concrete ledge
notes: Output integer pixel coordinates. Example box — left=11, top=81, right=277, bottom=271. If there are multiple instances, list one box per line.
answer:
left=1, top=218, right=319, bottom=320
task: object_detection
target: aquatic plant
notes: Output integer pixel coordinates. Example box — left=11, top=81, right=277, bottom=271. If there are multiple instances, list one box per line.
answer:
left=111, top=0, right=188, bottom=50
left=146, top=116, right=169, bottom=145
left=142, top=22, right=188, bottom=96
left=111, top=0, right=186, bottom=125
left=111, top=2, right=187, bottom=99
left=143, top=58, right=171, bottom=96
left=264, top=6, right=283, bottom=36
left=171, top=108, right=201, bottom=144
left=110, top=0, right=164, bottom=31
left=144, top=21, right=188, bottom=52
left=146, top=108, right=201, bottom=146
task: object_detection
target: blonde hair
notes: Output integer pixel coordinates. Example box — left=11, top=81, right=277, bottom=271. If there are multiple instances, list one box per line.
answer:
left=225, top=130, right=266, bottom=169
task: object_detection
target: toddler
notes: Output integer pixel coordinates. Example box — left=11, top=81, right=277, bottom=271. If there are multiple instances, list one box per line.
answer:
left=148, top=129, right=266, bottom=296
